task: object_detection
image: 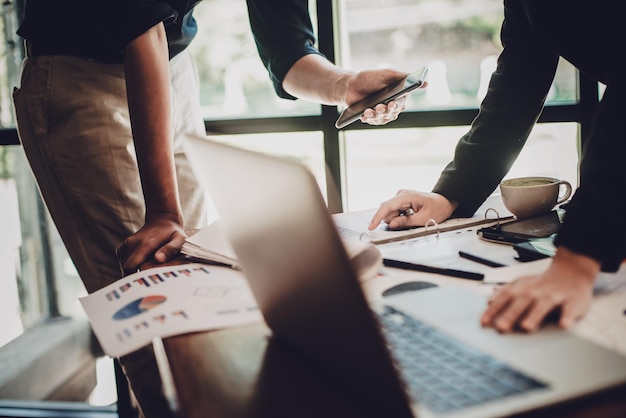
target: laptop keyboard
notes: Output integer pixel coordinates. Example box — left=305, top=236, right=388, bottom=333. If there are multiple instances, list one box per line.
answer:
left=379, top=306, right=548, bottom=414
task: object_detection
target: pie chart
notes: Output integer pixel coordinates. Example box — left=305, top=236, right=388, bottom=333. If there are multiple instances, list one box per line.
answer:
left=113, top=295, right=167, bottom=320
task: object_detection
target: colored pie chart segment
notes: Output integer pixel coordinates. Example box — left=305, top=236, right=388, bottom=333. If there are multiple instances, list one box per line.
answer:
left=113, top=295, right=167, bottom=320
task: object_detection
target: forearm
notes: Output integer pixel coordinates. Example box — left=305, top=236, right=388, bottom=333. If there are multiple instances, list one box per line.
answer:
left=553, top=84, right=626, bottom=271
left=551, top=247, right=601, bottom=281
left=283, top=54, right=355, bottom=105
left=124, top=23, right=183, bottom=224
left=433, top=2, right=559, bottom=216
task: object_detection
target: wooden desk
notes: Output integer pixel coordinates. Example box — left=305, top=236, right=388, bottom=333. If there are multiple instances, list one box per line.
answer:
left=156, top=323, right=406, bottom=418
left=154, top=230, right=626, bottom=418
left=155, top=292, right=626, bottom=418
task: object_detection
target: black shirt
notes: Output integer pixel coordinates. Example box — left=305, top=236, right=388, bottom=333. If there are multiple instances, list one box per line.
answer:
left=17, top=0, right=200, bottom=62
left=245, top=0, right=323, bottom=99
left=432, top=0, right=625, bottom=270
left=17, top=0, right=322, bottom=99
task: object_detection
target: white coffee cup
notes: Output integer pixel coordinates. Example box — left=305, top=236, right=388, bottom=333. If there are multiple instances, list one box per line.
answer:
left=500, top=176, right=572, bottom=219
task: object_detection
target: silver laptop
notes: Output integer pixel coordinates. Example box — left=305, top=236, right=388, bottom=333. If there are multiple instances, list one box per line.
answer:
left=187, top=137, right=626, bottom=418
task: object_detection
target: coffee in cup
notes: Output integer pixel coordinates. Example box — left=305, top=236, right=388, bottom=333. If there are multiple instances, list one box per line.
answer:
left=500, top=176, right=572, bottom=219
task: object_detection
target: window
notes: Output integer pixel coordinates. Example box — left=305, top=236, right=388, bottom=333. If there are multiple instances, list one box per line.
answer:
left=189, top=0, right=587, bottom=213
left=191, top=0, right=320, bottom=120
left=343, top=123, right=580, bottom=211
left=0, top=1, right=117, bottom=416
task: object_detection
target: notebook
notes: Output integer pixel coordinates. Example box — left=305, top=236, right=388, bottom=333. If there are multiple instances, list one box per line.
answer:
left=187, top=137, right=626, bottom=418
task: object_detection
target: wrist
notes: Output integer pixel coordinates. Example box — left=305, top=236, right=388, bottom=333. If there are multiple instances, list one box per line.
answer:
left=433, top=193, right=458, bottom=217
left=145, top=207, right=184, bottom=226
left=335, top=71, right=357, bottom=106
left=551, top=247, right=601, bottom=282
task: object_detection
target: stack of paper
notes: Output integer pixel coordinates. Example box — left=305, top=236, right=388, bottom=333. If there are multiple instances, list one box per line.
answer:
left=181, top=221, right=239, bottom=269
left=182, top=220, right=383, bottom=282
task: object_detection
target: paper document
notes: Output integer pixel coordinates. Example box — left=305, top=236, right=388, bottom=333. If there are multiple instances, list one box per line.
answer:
left=379, top=227, right=518, bottom=275
left=484, top=258, right=626, bottom=290
left=182, top=219, right=384, bottom=282
left=482, top=258, right=552, bottom=283
left=80, top=263, right=262, bottom=357
left=182, top=221, right=239, bottom=268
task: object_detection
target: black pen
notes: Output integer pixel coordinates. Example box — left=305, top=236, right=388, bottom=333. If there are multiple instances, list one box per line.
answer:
left=382, top=258, right=484, bottom=281
left=458, top=251, right=507, bottom=268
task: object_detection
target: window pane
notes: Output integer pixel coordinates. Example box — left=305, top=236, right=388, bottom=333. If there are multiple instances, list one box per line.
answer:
left=201, top=133, right=327, bottom=221
left=0, top=147, right=118, bottom=410
left=2, top=2, right=117, bottom=407
left=343, top=123, right=579, bottom=212
left=0, top=0, right=22, bottom=129
left=190, top=0, right=321, bottom=120
left=338, top=0, right=577, bottom=110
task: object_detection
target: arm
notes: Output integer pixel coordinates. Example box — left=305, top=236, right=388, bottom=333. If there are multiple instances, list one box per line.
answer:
left=480, top=1, right=626, bottom=333
left=369, top=0, right=559, bottom=230
left=432, top=2, right=559, bottom=217
left=284, top=54, right=411, bottom=125
left=247, top=0, right=410, bottom=124
left=118, top=22, right=187, bottom=273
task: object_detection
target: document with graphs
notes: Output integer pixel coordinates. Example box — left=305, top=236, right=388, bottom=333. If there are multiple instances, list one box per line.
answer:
left=80, top=263, right=262, bottom=357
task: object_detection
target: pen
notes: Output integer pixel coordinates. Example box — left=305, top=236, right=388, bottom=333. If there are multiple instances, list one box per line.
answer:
left=458, top=251, right=507, bottom=268
left=382, top=258, right=484, bottom=281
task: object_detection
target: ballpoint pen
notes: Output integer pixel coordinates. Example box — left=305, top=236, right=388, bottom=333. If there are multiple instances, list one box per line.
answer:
left=458, top=251, right=507, bottom=268
left=383, top=258, right=484, bottom=281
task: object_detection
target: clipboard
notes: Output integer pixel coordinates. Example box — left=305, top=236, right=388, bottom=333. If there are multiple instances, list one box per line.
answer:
left=334, top=194, right=514, bottom=245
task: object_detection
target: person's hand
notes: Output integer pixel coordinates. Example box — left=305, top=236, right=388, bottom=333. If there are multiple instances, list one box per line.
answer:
left=368, top=190, right=457, bottom=230
left=360, top=98, right=406, bottom=126
left=116, top=216, right=188, bottom=276
left=344, top=69, right=424, bottom=126
left=481, top=247, right=600, bottom=333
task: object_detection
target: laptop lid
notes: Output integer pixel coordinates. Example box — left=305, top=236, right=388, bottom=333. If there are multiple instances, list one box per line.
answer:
left=188, top=138, right=414, bottom=417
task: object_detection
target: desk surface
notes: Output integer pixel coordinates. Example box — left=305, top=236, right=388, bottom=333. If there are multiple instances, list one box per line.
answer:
left=158, top=324, right=398, bottom=418
left=157, top=291, right=626, bottom=418
left=155, top=229, right=626, bottom=418
left=157, top=322, right=626, bottom=418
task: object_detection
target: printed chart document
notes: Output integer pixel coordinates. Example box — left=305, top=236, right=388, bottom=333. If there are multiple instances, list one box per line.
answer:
left=80, top=263, right=262, bottom=357
left=334, top=194, right=514, bottom=245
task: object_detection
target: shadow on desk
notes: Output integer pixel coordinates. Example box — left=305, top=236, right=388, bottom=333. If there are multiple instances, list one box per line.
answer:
left=160, top=324, right=407, bottom=418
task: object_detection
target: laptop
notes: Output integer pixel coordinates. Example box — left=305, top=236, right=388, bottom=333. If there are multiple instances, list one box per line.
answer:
left=187, top=137, right=626, bottom=418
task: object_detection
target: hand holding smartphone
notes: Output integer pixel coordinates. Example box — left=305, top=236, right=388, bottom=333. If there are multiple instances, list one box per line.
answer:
left=335, top=67, right=428, bottom=129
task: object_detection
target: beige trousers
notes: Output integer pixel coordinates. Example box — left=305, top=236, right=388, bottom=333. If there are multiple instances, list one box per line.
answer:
left=13, top=49, right=208, bottom=418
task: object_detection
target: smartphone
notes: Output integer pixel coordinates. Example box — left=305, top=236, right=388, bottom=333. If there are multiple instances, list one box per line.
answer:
left=477, top=210, right=563, bottom=245
left=335, top=67, right=428, bottom=129
left=514, top=238, right=556, bottom=262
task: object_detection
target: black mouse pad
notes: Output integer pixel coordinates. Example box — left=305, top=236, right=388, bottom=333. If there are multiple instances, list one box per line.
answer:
left=382, top=281, right=438, bottom=297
